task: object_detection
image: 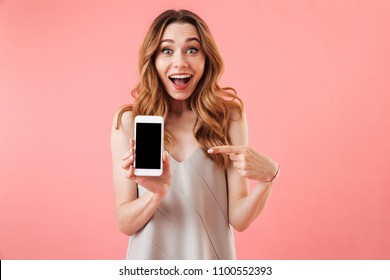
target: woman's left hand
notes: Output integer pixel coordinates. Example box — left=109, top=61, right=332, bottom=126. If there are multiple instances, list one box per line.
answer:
left=208, top=146, right=279, bottom=182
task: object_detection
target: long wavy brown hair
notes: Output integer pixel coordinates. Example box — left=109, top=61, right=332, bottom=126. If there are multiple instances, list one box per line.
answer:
left=116, top=9, right=243, bottom=169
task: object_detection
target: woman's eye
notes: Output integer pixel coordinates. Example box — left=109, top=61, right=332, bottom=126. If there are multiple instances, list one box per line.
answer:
left=161, top=48, right=173, bottom=54
left=186, top=48, right=198, bottom=54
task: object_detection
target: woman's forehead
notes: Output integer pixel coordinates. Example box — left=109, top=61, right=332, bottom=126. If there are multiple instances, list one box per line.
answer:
left=161, top=23, right=200, bottom=41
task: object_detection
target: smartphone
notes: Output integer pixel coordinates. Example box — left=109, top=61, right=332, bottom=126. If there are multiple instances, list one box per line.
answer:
left=134, top=115, right=164, bottom=176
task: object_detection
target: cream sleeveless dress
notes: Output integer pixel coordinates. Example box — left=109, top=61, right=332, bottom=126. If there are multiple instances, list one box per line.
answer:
left=126, top=147, right=236, bottom=259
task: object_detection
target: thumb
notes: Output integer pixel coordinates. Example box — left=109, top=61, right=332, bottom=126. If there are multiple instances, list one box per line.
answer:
left=162, top=151, right=170, bottom=170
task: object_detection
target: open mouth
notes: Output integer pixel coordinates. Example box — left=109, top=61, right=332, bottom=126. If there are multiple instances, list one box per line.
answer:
left=169, top=74, right=192, bottom=88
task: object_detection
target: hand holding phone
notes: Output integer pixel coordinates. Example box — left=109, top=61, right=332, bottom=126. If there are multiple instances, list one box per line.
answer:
left=120, top=115, right=171, bottom=195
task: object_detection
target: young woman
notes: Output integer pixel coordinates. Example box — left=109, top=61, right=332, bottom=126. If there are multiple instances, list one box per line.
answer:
left=111, top=9, right=279, bottom=259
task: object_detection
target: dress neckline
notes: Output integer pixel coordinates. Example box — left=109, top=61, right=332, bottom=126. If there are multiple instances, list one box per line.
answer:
left=166, top=146, right=201, bottom=164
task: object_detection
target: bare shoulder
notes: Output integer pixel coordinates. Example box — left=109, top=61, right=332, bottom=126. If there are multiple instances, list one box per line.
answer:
left=228, top=106, right=248, bottom=146
left=229, top=105, right=244, bottom=121
left=111, top=106, right=133, bottom=165
left=111, top=106, right=134, bottom=138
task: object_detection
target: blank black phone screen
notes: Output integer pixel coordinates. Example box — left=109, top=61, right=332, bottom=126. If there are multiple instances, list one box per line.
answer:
left=135, top=123, right=162, bottom=169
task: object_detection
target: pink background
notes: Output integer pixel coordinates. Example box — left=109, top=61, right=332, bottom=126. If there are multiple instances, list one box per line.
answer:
left=1, top=0, right=389, bottom=259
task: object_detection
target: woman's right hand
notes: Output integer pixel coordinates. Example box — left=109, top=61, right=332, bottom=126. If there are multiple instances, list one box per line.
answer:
left=121, top=139, right=172, bottom=197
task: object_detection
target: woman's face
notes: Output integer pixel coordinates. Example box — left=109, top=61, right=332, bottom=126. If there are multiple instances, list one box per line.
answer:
left=155, top=23, right=206, bottom=101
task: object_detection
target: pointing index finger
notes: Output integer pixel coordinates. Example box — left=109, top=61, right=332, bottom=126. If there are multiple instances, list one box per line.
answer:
left=208, top=145, right=244, bottom=154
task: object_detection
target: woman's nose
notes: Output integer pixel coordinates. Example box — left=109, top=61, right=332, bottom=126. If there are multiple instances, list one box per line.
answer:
left=173, top=53, right=188, bottom=68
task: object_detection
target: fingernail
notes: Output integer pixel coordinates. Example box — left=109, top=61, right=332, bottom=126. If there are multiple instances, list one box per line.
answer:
left=207, top=148, right=214, bottom=154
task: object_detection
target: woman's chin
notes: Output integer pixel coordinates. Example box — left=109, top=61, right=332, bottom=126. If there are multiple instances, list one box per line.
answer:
left=166, top=88, right=194, bottom=101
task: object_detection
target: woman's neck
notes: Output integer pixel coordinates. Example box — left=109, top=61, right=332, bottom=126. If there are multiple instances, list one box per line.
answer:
left=168, top=98, right=191, bottom=115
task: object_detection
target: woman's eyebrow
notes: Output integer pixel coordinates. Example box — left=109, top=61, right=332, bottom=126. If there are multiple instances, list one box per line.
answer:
left=160, top=37, right=201, bottom=44
left=186, top=37, right=201, bottom=43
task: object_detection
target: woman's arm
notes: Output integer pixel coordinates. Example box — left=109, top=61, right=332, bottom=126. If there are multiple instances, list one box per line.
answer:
left=208, top=110, right=279, bottom=232
left=111, top=110, right=171, bottom=236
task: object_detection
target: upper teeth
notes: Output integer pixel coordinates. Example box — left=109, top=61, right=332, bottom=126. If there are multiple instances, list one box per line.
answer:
left=170, top=75, right=191, bottom=79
